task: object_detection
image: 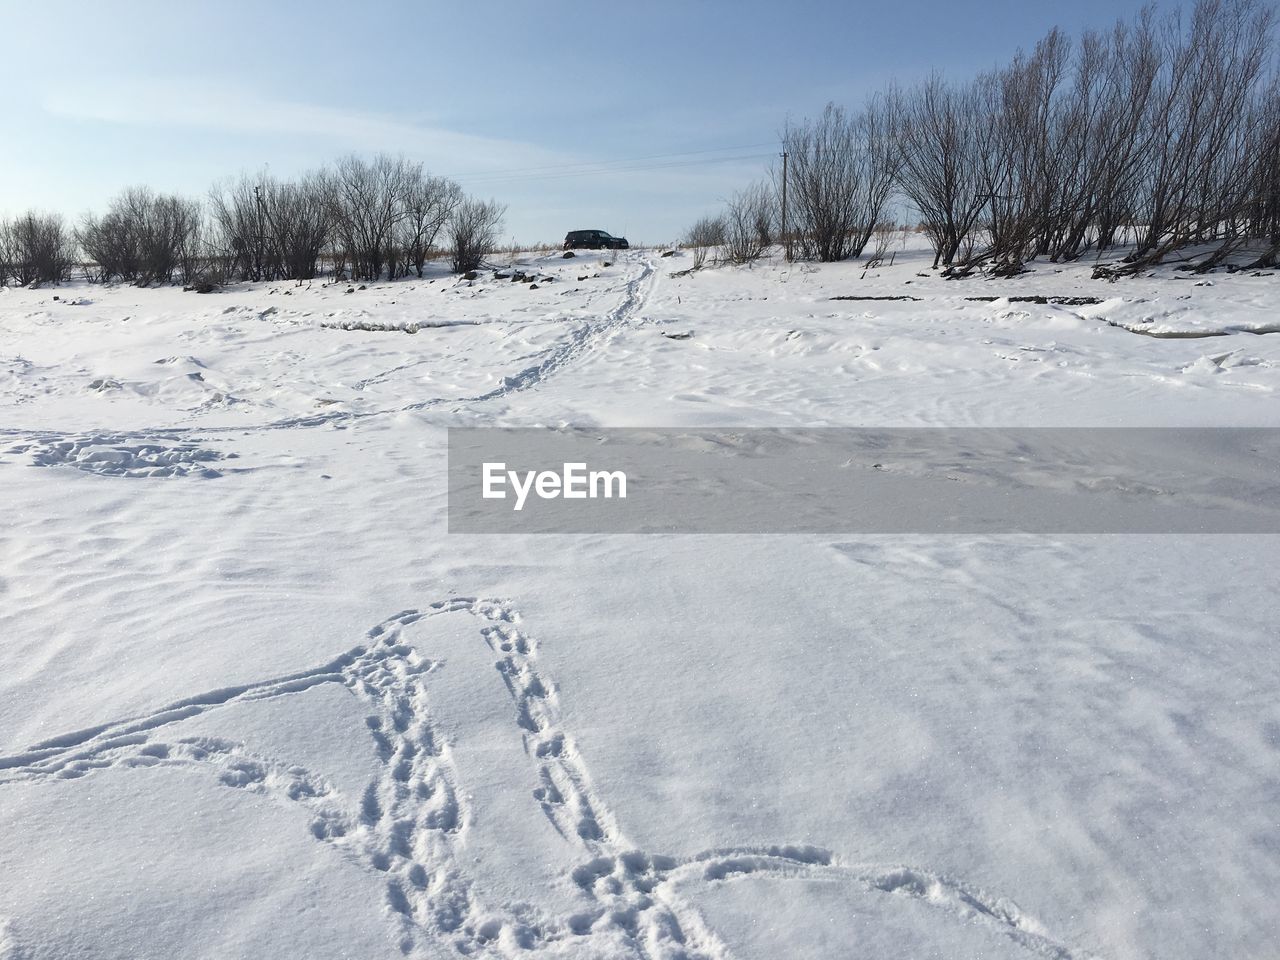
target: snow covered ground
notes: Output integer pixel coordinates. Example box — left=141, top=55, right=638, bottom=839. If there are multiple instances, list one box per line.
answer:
left=1, top=242, right=1278, bottom=959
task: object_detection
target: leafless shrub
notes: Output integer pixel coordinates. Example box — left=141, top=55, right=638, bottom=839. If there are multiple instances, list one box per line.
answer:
left=973, top=30, right=1073, bottom=271
left=894, top=76, right=990, bottom=269
left=782, top=99, right=900, bottom=262
left=448, top=199, right=506, bottom=274
left=1125, top=0, right=1274, bottom=271
left=272, top=176, right=332, bottom=281
left=397, top=174, right=464, bottom=278
left=1244, top=78, right=1280, bottom=267
left=0, top=212, right=76, bottom=286
left=684, top=215, right=725, bottom=269
left=1046, top=15, right=1161, bottom=261
left=79, top=188, right=203, bottom=285
left=312, top=155, right=470, bottom=281
left=208, top=174, right=272, bottom=282
left=324, top=154, right=415, bottom=281
left=865, top=221, right=898, bottom=267
left=719, top=182, right=776, bottom=265
left=209, top=171, right=333, bottom=282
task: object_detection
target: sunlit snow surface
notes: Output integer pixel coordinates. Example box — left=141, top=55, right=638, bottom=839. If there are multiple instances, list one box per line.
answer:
left=1, top=245, right=1278, bottom=959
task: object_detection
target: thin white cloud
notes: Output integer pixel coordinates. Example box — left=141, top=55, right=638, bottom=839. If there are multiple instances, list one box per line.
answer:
left=41, top=79, right=573, bottom=177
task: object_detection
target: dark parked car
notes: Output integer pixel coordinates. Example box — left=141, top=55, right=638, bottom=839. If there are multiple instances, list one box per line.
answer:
left=563, top=229, right=629, bottom=250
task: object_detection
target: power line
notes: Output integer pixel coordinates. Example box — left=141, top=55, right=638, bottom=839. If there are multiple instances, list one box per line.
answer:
left=446, top=143, right=778, bottom=186
left=459, top=152, right=776, bottom=187
left=444, top=142, right=777, bottom=180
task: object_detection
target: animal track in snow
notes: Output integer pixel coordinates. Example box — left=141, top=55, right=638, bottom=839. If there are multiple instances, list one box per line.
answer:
left=0, top=598, right=1101, bottom=960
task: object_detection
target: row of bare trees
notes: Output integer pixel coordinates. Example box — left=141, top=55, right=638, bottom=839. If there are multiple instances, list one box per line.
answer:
left=690, top=0, right=1280, bottom=276
left=0, top=154, right=504, bottom=287
left=199, top=155, right=502, bottom=282
left=897, top=0, right=1280, bottom=275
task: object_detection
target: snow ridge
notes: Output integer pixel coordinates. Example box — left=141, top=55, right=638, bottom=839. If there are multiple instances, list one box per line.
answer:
left=5, top=433, right=231, bottom=477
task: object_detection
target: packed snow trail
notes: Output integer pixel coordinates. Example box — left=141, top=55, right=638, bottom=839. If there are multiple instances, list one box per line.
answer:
left=0, top=598, right=1099, bottom=960
left=0, top=253, right=659, bottom=448
left=426, top=256, right=657, bottom=407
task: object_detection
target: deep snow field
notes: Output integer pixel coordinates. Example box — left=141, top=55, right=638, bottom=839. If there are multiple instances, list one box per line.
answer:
left=1, top=243, right=1278, bottom=960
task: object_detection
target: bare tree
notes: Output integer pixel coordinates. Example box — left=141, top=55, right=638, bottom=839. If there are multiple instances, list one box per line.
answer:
left=894, top=76, right=991, bottom=269
left=397, top=173, right=463, bottom=278
left=975, top=30, right=1072, bottom=271
left=1119, top=0, right=1275, bottom=271
left=209, top=171, right=332, bottom=281
left=683, top=215, right=725, bottom=269
left=1047, top=13, right=1161, bottom=260
left=865, top=221, right=900, bottom=267
left=209, top=173, right=277, bottom=281
left=781, top=100, right=900, bottom=262
left=0, top=212, right=75, bottom=285
left=1244, top=76, right=1280, bottom=267
left=324, top=154, right=415, bottom=281
left=719, top=182, right=776, bottom=264
left=269, top=174, right=332, bottom=280
left=448, top=199, right=505, bottom=274
left=79, top=188, right=203, bottom=285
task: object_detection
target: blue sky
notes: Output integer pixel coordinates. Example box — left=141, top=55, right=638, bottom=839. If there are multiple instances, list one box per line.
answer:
left=3, top=0, right=1162, bottom=243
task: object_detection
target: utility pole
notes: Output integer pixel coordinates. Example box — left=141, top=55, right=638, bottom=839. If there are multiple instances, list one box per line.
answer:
left=253, top=184, right=268, bottom=278
left=780, top=150, right=790, bottom=262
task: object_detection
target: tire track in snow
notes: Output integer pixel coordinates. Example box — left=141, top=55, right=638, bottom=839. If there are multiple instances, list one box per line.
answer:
left=0, top=598, right=1100, bottom=960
